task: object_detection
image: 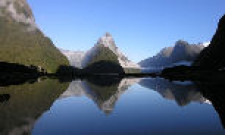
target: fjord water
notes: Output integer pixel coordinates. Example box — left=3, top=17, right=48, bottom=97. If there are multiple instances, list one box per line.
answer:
left=0, top=78, right=224, bottom=135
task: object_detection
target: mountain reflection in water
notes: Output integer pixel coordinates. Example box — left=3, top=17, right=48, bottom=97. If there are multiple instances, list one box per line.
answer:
left=139, top=78, right=208, bottom=106
left=0, top=77, right=225, bottom=135
left=60, top=77, right=140, bottom=114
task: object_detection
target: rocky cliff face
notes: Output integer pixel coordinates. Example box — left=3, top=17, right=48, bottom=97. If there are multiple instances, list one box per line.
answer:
left=193, top=15, right=225, bottom=70
left=139, top=40, right=205, bottom=68
left=0, top=0, right=69, bottom=73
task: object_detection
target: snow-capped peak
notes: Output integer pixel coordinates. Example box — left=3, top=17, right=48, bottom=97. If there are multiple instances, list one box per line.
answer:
left=96, top=32, right=118, bottom=53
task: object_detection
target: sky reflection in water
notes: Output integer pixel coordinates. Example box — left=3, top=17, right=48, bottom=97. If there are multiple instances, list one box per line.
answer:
left=31, top=78, right=225, bottom=135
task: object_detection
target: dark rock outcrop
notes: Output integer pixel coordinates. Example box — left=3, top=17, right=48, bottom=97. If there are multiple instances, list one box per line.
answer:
left=0, top=62, right=42, bottom=86
left=193, top=15, right=225, bottom=70
left=83, top=60, right=125, bottom=75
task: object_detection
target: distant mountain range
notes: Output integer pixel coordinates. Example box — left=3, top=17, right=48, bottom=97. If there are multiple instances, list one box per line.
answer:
left=60, top=49, right=85, bottom=69
left=61, top=33, right=140, bottom=73
left=139, top=40, right=209, bottom=68
left=0, top=0, right=69, bottom=73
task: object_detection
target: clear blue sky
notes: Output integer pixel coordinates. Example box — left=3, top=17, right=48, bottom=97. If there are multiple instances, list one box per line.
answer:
left=27, top=0, right=225, bottom=62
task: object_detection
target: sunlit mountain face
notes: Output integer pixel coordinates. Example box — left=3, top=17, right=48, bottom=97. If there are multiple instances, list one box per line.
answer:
left=0, top=0, right=69, bottom=73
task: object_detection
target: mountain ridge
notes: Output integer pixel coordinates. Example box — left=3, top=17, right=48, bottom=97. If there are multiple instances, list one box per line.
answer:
left=61, top=33, right=140, bottom=72
left=139, top=40, right=207, bottom=68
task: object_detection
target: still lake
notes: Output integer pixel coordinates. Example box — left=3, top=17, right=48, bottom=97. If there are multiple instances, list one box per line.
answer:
left=0, top=77, right=224, bottom=135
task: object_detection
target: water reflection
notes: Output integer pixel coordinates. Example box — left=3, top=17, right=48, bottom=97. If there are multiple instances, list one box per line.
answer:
left=139, top=78, right=225, bottom=129
left=60, top=77, right=140, bottom=114
left=1, top=77, right=225, bottom=135
left=139, top=78, right=208, bottom=106
left=32, top=77, right=225, bottom=135
left=196, top=82, right=225, bottom=128
left=0, top=78, right=69, bottom=135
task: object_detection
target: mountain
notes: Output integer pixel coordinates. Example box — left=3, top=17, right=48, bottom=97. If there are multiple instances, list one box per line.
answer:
left=81, top=33, right=140, bottom=73
left=139, top=40, right=206, bottom=68
left=0, top=0, right=69, bottom=73
left=60, top=49, right=85, bottom=69
left=193, top=15, right=225, bottom=70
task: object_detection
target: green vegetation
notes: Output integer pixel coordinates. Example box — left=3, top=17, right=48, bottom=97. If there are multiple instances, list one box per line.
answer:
left=0, top=17, right=69, bottom=73
left=84, top=60, right=125, bottom=74
left=124, top=68, right=141, bottom=74
left=87, top=44, right=120, bottom=66
left=0, top=78, right=69, bottom=135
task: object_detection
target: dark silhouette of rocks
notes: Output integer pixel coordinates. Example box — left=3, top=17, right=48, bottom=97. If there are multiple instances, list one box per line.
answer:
left=197, top=82, right=225, bottom=128
left=193, top=15, right=225, bottom=70
left=0, top=62, right=43, bottom=86
left=83, top=60, right=125, bottom=75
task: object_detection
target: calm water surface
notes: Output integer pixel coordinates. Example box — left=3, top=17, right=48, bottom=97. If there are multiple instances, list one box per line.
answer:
left=0, top=77, right=224, bottom=135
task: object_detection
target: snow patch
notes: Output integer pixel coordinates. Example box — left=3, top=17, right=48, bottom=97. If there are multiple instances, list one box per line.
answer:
left=203, top=41, right=210, bottom=47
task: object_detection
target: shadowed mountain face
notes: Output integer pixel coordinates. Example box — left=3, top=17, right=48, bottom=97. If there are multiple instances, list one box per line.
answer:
left=83, top=60, right=125, bottom=74
left=139, top=78, right=207, bottom=106
left=0, top=78, right=69, bottom=135
left=139, top=40, right=205, bottom=68
left=60, top=77, right=140, bottom=114
left=0, top=0, right=69, bottom=73
left=193, top=15, right=225, bottom=70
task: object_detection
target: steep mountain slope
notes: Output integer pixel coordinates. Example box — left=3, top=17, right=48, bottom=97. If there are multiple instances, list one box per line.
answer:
left=60, top=49, right=85, bottom=68
left=82, top=33, right=140, bottom=71
left=0, top=0, right=69, bottom=73
left=139, top=40, right=205, bottom=68
left=193, top=15, right=225, bottom=70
